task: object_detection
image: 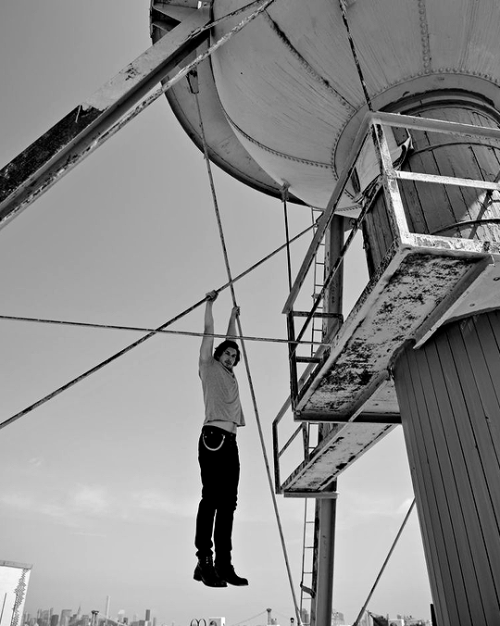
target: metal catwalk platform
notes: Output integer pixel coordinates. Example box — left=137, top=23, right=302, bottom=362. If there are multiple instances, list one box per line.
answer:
left=275, top=113, right=500, bottom=497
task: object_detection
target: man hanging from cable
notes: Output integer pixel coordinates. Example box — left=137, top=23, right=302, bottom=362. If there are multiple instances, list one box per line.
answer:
left=194, top=290, right=249, bottom=588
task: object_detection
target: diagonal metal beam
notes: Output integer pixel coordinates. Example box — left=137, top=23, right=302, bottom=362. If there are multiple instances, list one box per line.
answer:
left=282, top=113, right=372, bottom=314
left=0, top=9, right=210, bottom=230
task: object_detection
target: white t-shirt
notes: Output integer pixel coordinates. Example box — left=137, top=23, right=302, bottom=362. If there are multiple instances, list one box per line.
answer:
left=199, top=357, right=245, bottom=428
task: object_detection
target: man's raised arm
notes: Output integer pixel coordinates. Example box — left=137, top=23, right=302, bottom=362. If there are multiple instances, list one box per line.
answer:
left=226, top=305, right=240, bottom=340
left=200, top=290, right=218, bottom=363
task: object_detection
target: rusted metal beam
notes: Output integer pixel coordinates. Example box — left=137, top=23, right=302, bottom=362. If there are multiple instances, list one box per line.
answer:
left=394, top=169, right=500, bottom=191
left=292, top=311, right=343, bottom=319
left=371, top=122, right=409, bottom=242
left=283, top=491, right=338, bottom=499
left=296, top=356, right=323, bottom=363
left=297, top=412, right=401, bottom=425
left=0, top=9, right=210, bottom=230
left=371, top=111, right=500, bottom=141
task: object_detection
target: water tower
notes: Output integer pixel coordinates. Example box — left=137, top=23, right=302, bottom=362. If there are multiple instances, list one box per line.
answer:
left=1, top=1, right=500, bottom=625
left=150, top=1, right=500, bottom=625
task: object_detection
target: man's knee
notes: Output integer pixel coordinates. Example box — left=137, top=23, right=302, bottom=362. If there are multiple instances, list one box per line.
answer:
left=217, top=493, right=238, bottom=512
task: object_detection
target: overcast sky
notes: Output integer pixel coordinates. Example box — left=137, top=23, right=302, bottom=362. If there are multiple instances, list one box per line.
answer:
left=0, top=2, right=431, bottom=625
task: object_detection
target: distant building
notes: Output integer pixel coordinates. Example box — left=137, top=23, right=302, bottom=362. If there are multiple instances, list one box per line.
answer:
left=60, top=611, right=72, bottom=626
left=37, top=609, right=51, bottom=626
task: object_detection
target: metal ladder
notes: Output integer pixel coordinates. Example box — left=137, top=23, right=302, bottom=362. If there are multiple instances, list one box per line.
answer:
left=309, top=207, right=326, bottom=359
left=299, top=497, right=316, bottom=625
left=298, top=207, right=328, bottom=625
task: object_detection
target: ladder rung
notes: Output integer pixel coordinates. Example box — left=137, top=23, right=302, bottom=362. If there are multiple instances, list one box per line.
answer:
left=292, top=311, right=339, bottom=318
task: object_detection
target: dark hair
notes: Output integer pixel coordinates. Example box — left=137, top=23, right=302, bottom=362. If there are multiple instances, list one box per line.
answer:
left=214, top=340, right=241, bottom=366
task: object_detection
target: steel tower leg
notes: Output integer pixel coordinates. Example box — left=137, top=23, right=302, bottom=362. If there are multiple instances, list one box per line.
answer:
left=311, top=491, right=337, bottom=626
left=310, top=216, right=344, bottom=626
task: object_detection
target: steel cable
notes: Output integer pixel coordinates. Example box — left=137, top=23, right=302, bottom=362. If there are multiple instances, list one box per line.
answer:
left=0, top=221, right=313, bottom=431
left=0, top=314, right=329, bottom=346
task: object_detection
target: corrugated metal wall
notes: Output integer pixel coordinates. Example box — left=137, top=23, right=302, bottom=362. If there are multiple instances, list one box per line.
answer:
left=394, top=310, right=500, bottom=626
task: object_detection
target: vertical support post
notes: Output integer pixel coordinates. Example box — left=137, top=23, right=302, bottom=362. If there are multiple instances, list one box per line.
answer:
left=310, top=215, right=345, bottom=626
left=322, top=216, right=345, bottom=344
left=311, top=490, right=337, bottom=626
left=370, top=121, right=410, bottom=242
left=287, top=313, right=299, bottom=409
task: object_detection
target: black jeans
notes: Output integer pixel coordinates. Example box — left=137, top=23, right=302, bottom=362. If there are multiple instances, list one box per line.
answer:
left=195, top=425, right=240, bottom=564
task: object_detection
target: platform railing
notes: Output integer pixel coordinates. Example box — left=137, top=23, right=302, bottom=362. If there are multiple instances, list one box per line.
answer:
left=273, top=111, right=500, bottom=493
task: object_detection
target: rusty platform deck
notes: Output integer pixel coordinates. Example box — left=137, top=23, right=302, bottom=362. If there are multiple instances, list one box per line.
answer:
left=281, top=237, right=500, bottom=495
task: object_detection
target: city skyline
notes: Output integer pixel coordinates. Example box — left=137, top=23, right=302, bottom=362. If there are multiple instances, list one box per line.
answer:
left=23, top=605, right=431, bottom=626
left=24, top=605, right=292, bottom=626
left=25, top=605, right=156, bottom=624
left=22, top=604, right=431, bottom=626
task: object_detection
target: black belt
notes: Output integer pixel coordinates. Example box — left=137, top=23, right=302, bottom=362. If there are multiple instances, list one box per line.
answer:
left=202, top=424, right=236, bottom=439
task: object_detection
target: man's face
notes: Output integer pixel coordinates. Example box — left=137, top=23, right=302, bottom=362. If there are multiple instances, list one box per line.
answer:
left=218, top=347, right=238, bottom=371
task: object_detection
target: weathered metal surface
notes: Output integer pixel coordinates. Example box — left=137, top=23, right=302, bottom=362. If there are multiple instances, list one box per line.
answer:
left=281, top=420, right=394, bottom=494
left=296, top=249, right=486, bottom=418
left=283, top=491, right=338, bottom=499
left=448, top=258, right=500, bottom=320
left=279, top=242, right=500, bottom=494
left=366, top=108, right=500, bottom=276
left=278, top=115, right=500, bottom=494
left=358, top=377, right=399, bottom=417
left=0, top=9, right=210, bottom=229
left=413, top=256, right=496, bottom=348
left=278, top=381, right=400, bottom=494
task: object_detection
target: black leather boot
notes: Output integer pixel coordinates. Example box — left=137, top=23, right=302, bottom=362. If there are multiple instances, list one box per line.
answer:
left=194, top=556, right=227, bottom=587
left=215, top=562, right=248, bottom=586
